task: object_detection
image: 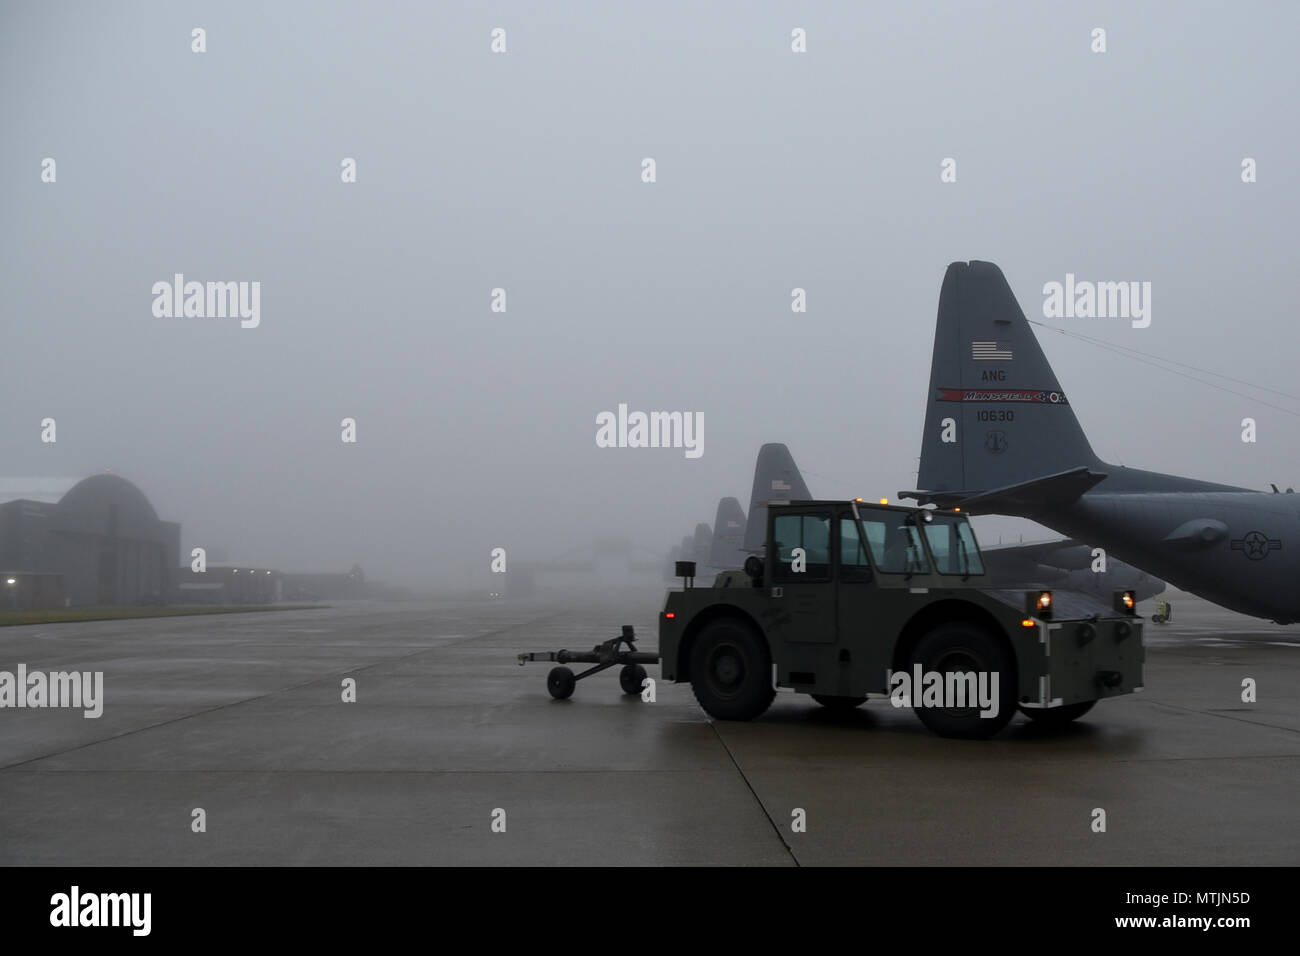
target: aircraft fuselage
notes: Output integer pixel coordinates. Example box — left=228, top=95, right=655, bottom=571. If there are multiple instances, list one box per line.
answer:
left=1042, top=486, right=1300, bottom=623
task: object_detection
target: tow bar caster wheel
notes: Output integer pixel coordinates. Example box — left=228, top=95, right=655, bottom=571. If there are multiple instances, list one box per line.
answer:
left=620, top=663, right=648, bottom=696
left=547, top=666, right=576, bottom=700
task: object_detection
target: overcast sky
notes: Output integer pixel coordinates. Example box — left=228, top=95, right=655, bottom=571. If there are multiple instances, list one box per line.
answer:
left=3, top=1, right=1298, bottom=589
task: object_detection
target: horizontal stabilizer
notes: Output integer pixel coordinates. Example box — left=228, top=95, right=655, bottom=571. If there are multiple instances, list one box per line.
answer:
left=993, top=538, right=1094, bottom=570
left=901, top=466, right=1107, bottom=518
left=995, top=538, right=1085, bottom=561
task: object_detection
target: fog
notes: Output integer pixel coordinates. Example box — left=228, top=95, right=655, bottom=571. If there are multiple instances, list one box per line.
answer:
left=3, top=1, right=1298, bottom=591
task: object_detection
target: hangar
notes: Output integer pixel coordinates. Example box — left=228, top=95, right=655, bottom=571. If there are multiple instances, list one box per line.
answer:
left=0, top=474, right=180, bottom=607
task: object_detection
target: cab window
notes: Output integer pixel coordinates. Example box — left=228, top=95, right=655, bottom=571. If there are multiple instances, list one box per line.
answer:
left=859, top=510, right=930, bottom=574
left=839, top=516, right=872, bottom=582
left=923, top=515, right=985, bottom=576
left=772, top=512, right=831, bottom=581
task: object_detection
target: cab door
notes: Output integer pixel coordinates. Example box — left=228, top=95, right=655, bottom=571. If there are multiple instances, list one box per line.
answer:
left=767, top=509, right=836, bottom=644
left=834, top=511, right=890, bottom=684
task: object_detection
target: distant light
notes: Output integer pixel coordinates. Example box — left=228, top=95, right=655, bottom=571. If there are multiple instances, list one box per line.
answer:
left=854, top=497, right=862, bottom=502
left=266, top=571, right=272, bottom=575
left=5, top=578, right=15, bottom=586
left=953, top=507, right=961, bottom=512
left=232, top=569, right=239, bottom=573
left=879, top=498, right=888, bottom=505
left=1021, top=619, right=1035, bottom=628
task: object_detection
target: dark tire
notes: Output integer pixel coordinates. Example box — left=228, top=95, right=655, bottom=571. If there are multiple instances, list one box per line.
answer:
left=619, top=663, right=648, bottom=696
left=1019, top=699, right=1096, bottom=728
left=547, top=666, right=576, bottom=700
left=689, top=619, right=775, bottom=721
left=907, top=622, right=1016, bottom=739
left=811, top=694, right=868, bottom=714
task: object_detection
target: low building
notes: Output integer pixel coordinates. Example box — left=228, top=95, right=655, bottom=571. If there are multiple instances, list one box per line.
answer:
left=176, top=565, right=282, bottom=605
left=281, top=565, right=365, bottom=601
left=0, top=571, right=66, bottom=610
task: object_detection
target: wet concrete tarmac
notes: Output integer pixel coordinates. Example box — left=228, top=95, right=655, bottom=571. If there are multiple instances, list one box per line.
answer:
left=1, top=590, right=1296, bottom=865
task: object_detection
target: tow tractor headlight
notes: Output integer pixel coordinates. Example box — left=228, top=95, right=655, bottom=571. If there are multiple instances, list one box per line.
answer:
left=1113, top=590, right=1137, bottom=615
left=1026, top=589, right=1053, bottom=619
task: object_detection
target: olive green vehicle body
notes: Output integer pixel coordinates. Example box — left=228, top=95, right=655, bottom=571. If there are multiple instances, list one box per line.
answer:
left=658, top=500, right=1143, bottom=711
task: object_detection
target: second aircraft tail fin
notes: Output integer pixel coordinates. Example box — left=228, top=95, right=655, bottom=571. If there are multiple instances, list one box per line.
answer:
left=708, top=497, right=748, bottom=568
left=744, top=443, right=813, bottom=552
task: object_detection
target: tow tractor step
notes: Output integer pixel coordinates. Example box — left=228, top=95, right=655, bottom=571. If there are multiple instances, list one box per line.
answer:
left=517, top=625, right=658, bottom=699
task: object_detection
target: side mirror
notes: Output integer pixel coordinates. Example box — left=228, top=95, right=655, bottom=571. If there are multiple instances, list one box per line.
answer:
left=743, top=556, right=763, bottom=582
left=675, top=561, right=696, bottom=587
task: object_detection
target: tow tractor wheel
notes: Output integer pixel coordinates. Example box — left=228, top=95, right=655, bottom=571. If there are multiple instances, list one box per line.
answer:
left=619, top=663, right=648, bottom=696
left=908, top=622, right=1016, bottom=739
left=1019, top=699, right=1096, bottom=727
left=689, top=619, right=775, bottom=721
left=547, top=666, right=576, bottom=700
left=811, top=694, right=868, bottom=713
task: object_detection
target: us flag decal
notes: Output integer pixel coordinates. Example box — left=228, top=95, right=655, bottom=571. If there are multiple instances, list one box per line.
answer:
left=971, top=341, right=1013, bottom=361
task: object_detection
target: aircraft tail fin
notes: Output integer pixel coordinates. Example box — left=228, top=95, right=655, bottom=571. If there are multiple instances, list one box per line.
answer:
left=692, top=523, right=713, bottom=564
left=708, top=497, right=747, bottom=568
left=912, top=261, right=1102, bottom=502
left=744, top=443, right=813, bottom=552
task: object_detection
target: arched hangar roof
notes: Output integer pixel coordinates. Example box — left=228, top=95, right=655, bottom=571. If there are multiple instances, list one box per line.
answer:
left=54, top=474, right=164, bottom=536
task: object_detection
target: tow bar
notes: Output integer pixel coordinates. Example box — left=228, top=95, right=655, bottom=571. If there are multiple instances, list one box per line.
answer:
left=517, top=625, right=658, bottom=700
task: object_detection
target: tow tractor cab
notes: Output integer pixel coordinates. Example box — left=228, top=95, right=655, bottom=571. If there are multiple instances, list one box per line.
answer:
left=659, top=499, right=1143, bottom=739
